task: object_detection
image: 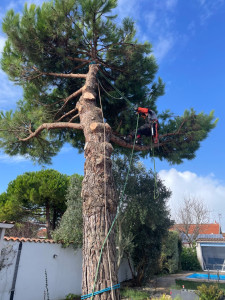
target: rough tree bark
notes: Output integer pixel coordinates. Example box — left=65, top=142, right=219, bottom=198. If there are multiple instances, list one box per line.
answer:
left=77, top=64, right=119, bottom=299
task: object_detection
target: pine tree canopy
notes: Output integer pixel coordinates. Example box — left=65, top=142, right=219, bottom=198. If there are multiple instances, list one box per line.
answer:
left=0, top=0, right=217, bottom=164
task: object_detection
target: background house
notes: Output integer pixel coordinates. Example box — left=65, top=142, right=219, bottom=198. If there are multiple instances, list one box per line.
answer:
left=170, top=222, right=222, bottom=247
left=170, top=222, right=225, bottom=271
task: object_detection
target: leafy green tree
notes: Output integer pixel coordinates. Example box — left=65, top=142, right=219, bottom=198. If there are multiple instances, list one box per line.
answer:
left=53, top=174, right=83, bottom=247
left=0, top=0, right=217, bottom=296
left=159, top=231, right=182, bottom=274
left=0, top=169, right=69, bottom=238
left=113, top=156, right=172, bottom=285
left=54, top=156, right=172, bottom=285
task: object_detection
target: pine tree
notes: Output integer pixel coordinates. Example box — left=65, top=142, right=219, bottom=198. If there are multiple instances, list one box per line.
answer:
left=0, top=0, right=217, bottom=298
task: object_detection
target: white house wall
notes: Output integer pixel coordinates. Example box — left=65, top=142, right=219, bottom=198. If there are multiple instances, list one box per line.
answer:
left=0, top=240, right=132, bottom=300
left=0, top=241, right=18, bottom=300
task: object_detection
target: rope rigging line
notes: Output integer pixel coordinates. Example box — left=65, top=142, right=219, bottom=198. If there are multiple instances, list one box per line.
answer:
left=84, top=94, right=140, bottom=300
left=98, top=68, right=133, bottom=107
left=98, top=79, right=123, bottom=100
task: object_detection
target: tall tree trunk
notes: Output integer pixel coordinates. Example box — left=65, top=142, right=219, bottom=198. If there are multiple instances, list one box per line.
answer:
left=77, top=64, right=119, bottom=300
left=45, top=202, right=51, bottom=239
left=52, top=207, right=57, bottom=230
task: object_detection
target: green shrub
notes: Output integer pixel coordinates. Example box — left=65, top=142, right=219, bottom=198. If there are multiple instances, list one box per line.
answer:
left=181, top=247, right=201, bottom=271
left=160, top=231, right=181, bottom=274
left=65, top=293, right=81, bottom=300
left=120, top=287, right=150, bottom=299
left=196, top=284, right=225, bottom=300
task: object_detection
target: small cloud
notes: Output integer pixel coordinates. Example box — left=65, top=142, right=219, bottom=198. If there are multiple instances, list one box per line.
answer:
left=116, top=0, right=141, bottom=21
left=0, top=153, right=30, bottom=163
left=153, top=35, right=175, bottom=61
left=0, top=36, right=6, bottom=54
left=0, top=70, right=23, bottom=109
left=145, top=12, right=157, bottom=30
left=199, top=0, right=225, bottom=24
left=166, top=0, right=178, bottom=10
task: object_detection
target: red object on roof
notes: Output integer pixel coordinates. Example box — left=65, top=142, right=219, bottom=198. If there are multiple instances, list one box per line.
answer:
left=170, top=223, right=221, bottom=235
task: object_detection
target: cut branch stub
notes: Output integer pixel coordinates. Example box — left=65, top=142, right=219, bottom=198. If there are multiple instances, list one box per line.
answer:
left=83, top=91, right=95, bottom=101
left=90, top=122, right=111, bottom=133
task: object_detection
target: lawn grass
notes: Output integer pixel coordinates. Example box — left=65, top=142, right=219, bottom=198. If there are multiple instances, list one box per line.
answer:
left=120, top=287, right=150, bottom=299
left=175, top=279, right=225, bottom=291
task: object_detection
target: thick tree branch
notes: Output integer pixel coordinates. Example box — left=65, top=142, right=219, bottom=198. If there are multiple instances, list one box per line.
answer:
left=32, top=66, right=87, bottom=78
left=110, top=118, right=191, bottom=151
left=68, top=57, right=92, bottom=63
left=19, top=122, right=83, bottom=141
left=110, top=134, right=162, bottom=150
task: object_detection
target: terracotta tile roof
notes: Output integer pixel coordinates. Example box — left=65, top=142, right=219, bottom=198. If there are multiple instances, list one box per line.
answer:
left=4, top=236, right=59, bottom=244
left=0, top=221, right=15, bottom=224
left=170, top=223, right=221, bottom=235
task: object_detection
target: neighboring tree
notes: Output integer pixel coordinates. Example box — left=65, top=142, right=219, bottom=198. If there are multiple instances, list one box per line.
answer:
left=5, top=222, right=40, bottom=238
left=53, top=174, right=83, bottom=247
left=113, top=156, right=172, bottom=285
left=0, top=169, right=69, bottom=238
left=54, top=156, right=172, bottom=285
left=175, top=196, right=210, bottom=247
left=159, top=231, right=182, bottom=274
left=0, top=0, right=217, bottom=297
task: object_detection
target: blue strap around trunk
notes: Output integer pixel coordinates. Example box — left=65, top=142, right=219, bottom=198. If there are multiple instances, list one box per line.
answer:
left=81, top=283, right=120, bottom=299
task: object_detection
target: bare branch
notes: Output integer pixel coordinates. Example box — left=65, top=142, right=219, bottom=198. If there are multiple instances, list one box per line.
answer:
left=54, top=87, right=83, bottom=118
left=32, top=67, right=87, bottom=79
left=71, top=61, right=89, bottom=72
left=68, top=57, right=92, bottom=63
left=56, top=108, right=78, bottom=122
left=19, top=122, right=83, bottom=142
left=69, top=114, right=79, bottom=123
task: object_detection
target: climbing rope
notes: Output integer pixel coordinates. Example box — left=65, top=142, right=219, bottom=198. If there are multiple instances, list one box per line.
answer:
left=98, top=79, right=123, bottom=100
left=98, top=68, right=133, bottom=107
left=85, top=111, right=140, bottom=300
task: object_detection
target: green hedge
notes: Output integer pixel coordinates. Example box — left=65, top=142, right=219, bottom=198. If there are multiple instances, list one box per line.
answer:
left=181, top=247, right=201, bottom=271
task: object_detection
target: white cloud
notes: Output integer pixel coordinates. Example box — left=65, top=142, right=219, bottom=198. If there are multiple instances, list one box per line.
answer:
left=166, top=0, right=178, bottom=10
left=145, top=12, right=157, bottom=30
left=159, top=168, right=225, bottom=230
left=153, top=36, right=175, bottom=61
left=116, top=0, right=141, bottom=21
left=0, top=153, right=30, bottom=163
left=0, top=36, right=6, bottom=53
left=0, top=70, right=23, bottom=108
left=198, top=0, right=225, bottom=24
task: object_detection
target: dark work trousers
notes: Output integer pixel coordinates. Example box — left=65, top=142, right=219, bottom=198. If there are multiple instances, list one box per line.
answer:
left=132, top=123, right=154, bottom=137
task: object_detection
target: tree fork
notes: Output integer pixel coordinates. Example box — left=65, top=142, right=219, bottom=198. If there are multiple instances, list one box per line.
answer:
left=78, top=64, right=119, bottom=300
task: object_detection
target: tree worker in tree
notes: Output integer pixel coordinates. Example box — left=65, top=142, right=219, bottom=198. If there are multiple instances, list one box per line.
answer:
left=125, top=107, right=159, bottom=144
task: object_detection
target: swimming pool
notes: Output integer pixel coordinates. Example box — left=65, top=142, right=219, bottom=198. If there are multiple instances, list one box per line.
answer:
left=187, top=273, right=225, bottom=280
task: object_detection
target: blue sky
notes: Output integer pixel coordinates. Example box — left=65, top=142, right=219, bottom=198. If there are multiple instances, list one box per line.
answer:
left=0, top=0, right=225, bottom=228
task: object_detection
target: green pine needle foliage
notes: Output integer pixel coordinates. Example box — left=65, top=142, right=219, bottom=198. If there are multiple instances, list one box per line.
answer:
left=0, top=0, right=217, bottom=164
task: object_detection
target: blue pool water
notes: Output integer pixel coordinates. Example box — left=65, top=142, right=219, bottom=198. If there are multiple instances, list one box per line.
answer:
left=187, top=273, right=225, bottom=280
